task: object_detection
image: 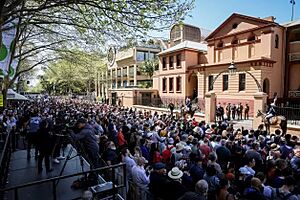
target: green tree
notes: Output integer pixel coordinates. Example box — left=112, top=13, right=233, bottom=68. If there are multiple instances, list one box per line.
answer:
left=40, top=50, right=105, bottom=95
left=140, top=58, right=159, bottom=79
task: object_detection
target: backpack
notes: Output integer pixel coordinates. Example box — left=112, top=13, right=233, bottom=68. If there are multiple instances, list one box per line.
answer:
left=27, top=117, right=41, bottom=134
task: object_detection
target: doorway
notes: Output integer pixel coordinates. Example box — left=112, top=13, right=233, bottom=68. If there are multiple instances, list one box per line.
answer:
left=189, top=72, right=198, bottom=100
left=111, top=92, right=117, bottom=105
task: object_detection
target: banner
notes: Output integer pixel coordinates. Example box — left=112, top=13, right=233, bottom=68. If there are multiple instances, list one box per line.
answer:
left=0, top=18, right=18, bottom=79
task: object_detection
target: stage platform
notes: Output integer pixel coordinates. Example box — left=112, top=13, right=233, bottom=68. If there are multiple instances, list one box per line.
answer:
left=5, top=146, right=90, bottom=200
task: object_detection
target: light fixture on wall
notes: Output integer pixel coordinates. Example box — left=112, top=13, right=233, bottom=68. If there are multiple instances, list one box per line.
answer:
left=228, top=61, right=237, bottom=75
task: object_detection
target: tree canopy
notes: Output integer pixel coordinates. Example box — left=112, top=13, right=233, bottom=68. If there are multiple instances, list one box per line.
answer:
left=0, top=0, right=194, bottom=106
left=40, top=50, right=105, bottom=95
left=140, top=58, right=159, bottom=79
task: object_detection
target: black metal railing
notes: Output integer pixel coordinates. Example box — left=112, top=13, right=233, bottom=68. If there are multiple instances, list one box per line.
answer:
left=0, top=131, right=13, bottom=199
left=133, top=97, right=164, bottom=108
left=0, top=163, right=126, bottom=200
left=265, top=104, right=300, bottom=126
left=276, top=106, right=300, bottom=126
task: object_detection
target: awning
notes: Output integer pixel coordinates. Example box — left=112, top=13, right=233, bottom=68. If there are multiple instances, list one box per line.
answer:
left=7, top=89, right=29, bottom=101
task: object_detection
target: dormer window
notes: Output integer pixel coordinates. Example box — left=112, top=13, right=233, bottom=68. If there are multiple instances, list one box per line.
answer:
left=247, top=34, right=256, bottom=42
left=217, top=41, right=224, bottom=48
left=231, top=38, right=238, bottom=45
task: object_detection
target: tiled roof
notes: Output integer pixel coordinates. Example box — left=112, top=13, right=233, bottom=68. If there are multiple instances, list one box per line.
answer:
left=158, top=40, right=207, bottom=55
left=281, top=19, right=300, bottom=27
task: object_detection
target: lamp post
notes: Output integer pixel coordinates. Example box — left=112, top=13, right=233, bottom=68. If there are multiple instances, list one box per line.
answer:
left=228, top=61, right=237, bottom=75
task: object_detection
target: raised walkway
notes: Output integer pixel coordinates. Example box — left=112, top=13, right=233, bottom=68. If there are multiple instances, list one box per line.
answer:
left=4, top=146, right=90, bottom=200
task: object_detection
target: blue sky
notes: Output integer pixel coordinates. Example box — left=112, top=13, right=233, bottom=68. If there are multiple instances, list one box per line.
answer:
left=152, top=0, right=300, bottom=38
left=188, top=0, right=299, bottom=30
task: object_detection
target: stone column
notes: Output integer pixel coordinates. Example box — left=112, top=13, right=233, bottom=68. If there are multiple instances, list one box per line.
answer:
left=134, top=64, right=137, bottom=86
left=205, top=92, right=216, bottom=123
left=253, top=92, right=268, bottom=129
left=101, top=82, right=104, bottom=99
left=197, top=72, right=205, bottom=98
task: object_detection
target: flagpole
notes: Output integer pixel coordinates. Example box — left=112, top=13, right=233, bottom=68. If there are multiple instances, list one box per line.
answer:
left=290, top=0, right=296, bottom=21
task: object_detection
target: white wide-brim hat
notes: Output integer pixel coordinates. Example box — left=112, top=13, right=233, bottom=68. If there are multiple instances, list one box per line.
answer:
left=168, top=167, right=183, bottom=180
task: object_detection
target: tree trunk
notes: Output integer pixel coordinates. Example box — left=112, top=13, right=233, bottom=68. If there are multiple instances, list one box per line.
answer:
left=2, top=75, right=10, bottom=108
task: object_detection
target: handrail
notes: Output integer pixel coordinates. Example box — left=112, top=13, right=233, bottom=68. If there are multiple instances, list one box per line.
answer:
left=0, top=131, right=12, bottom=188
left=0, top=133, right=9, bottom=165
left=1, top=162, right=126, bottom=192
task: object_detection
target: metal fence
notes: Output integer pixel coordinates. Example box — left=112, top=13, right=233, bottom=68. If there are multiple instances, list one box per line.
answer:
left=0, top=130, right=13, bottom=200
left=276, top=106, right=300, bottom=126
left=133, top=97, right=165, bottom=108
left=133, top=97, right=204, bottom=113
left=1, top=163, right=126, bottom=200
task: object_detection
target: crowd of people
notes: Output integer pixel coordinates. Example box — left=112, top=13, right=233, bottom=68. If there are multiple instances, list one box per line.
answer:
left=1, top=97, right=300, bottom=200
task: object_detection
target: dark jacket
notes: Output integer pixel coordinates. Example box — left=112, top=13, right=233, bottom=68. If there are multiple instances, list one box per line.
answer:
left=36, top=125, right=52, bottom=154
left=189, top=163, right=205, bottom=184
left=165, top=180, right=187, bottom=200
left=178, top=191, right=207, bottom=200
left=149, top=171, right=169, bottom=199
left=71, top=124, right=99, bottom=154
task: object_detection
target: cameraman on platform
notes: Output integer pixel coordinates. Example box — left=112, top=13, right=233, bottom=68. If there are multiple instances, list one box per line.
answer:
left=70, top=118, right=100, bottom=169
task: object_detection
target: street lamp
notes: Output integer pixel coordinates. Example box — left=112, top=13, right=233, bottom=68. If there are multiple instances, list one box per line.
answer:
left=228, top=61, right=237, bottom=75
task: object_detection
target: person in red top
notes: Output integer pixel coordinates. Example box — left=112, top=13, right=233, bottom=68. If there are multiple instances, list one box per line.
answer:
left=150, top=143, right=162, bottom=164
left=162, top=138, right=174, bottom=167
left=117, top=127, right=127, bottom=149
left=199, top=137, right=212, bottom=165
left=192, top=118, right=199, bottom=127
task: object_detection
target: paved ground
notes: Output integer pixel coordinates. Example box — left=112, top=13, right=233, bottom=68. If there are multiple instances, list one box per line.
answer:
left=230, top=119, right=254, bottom=130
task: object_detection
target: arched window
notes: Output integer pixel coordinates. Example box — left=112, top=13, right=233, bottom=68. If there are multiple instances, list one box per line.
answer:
left=217, top=41, right=224, bottom=48
left=263, top=78, right=270, bottom=95
left=275, top=34, right=279, bottom=49
left=247, top=34, right=256, bottom=42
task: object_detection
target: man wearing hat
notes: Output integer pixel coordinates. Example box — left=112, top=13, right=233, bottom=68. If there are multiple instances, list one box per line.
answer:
left=149, top=162, right=168, bottom=199
left=70, top=118, right=100, bottom=168
left=165, top=167, right=187, bottom=200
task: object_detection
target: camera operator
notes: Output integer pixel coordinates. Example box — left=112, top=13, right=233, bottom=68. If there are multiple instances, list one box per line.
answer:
left=70, top=118, right=100, bottom=169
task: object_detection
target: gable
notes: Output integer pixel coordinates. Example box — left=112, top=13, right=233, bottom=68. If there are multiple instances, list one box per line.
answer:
left=206, top=13, right=276, bottom=40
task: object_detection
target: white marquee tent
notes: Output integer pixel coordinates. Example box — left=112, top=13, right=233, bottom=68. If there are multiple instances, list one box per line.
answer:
left=7, top=89, right=29, bottom=101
